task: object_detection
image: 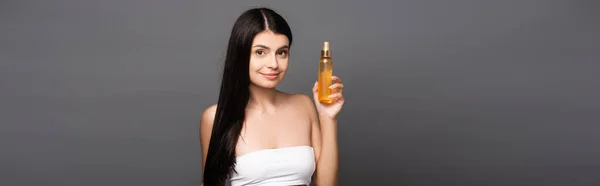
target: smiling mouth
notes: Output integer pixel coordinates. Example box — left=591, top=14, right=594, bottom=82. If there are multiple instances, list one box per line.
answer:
left=260, top=73, right=279, bottom=79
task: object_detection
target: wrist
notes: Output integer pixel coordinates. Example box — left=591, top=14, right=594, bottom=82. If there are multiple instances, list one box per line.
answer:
left=319, top=114, right=338, bottom=121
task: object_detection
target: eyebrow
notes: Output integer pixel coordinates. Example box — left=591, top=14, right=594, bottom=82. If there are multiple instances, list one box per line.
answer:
left=252, top=44, right=289, bottom=50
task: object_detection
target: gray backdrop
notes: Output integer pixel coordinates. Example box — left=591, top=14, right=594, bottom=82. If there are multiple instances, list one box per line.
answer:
left=1, top=0, right=599, bottom=186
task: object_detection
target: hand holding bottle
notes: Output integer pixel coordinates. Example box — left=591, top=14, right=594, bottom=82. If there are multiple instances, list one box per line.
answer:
left=312, top=76, right=345, bottom=119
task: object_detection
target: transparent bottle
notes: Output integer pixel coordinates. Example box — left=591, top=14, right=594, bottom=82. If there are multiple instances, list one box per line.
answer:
left=318, top=41, right=333, bottom=103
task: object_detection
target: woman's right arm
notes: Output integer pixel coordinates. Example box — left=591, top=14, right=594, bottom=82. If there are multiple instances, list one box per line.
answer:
left=200, top=104, right=217, bottom=186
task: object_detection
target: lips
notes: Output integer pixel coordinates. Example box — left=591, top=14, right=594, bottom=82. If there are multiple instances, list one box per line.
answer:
left=260, top=72, right=279, bottom=80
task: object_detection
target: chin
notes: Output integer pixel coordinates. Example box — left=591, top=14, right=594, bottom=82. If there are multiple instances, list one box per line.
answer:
left=256, top=81, right=280, bottom=89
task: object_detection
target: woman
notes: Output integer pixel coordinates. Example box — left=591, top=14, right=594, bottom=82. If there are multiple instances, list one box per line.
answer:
left=200, top=7, right=345, bottom=186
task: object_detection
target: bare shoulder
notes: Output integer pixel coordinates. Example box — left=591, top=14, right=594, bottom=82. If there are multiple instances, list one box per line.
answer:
left=287, top=93, right=314, bottom=109
left=200, top=104, right=218, bottom=141
left=201, top=104, right=218, bottom=127
left=199, top=104, right=217, bottom=172
left=286, top=93, right=318, bottom=119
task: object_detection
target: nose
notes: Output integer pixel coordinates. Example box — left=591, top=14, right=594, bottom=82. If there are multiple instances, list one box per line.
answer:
left=266, top=55, right=279, bottom=69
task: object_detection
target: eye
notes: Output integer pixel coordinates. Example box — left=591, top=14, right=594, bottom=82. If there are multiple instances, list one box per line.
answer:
left=256, top=50, right=266, bottom=55
left=277, top=50, right=288, bottom=56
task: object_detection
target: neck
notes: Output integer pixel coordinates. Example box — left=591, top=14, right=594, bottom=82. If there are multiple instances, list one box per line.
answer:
left=247, top=84, right=279, bottom=113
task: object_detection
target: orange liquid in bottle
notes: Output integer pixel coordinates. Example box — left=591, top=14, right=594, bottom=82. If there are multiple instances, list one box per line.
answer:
left=318, top=42, right=333, bottom=103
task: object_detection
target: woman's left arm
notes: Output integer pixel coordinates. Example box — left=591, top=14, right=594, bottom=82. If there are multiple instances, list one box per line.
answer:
left=312, top=115, right=339, bottom=186
left=307, top=76, right=345, bottom=186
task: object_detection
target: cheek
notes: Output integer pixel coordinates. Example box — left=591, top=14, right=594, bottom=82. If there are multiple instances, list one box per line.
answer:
left=248, top=58, right=261, bottom=72
left=279, top=59, right=289, bottom=71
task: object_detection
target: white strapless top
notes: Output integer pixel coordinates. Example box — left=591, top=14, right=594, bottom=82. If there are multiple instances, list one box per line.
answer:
left=228, top=146, right=316, bottom=186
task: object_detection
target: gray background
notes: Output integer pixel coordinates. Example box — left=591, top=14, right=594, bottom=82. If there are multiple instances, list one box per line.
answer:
left=1, top=0, right=599, bottom=185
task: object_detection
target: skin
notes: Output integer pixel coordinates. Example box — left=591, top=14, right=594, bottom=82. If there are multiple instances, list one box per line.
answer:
left=200, top=30, right=345, bottom=186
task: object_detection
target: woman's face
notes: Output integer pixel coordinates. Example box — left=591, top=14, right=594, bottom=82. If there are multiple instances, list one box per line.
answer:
left=248, top=30, right=290, bottom=89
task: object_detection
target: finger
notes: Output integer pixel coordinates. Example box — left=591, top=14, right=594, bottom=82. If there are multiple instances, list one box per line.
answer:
left=328, top=92, right=343, bottom=99
left=329, top=83, right=344, bottom=90
left=328, top=92, right=345, bottom=103
left=312, top=81, right=319, bottom=100
left=336, top=96, right=345, bottom=103
left=331, top=76, right=342, bottom=83
left=329, top=83, right=344, bottom=93
left=329, top=83, right=344, bottom=91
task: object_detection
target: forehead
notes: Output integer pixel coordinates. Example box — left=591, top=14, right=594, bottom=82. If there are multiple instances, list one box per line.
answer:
left=252, top=30, right=289, bottom=47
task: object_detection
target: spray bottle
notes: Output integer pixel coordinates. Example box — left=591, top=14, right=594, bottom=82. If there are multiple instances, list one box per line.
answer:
left=318, top=41, right=333, bottom=103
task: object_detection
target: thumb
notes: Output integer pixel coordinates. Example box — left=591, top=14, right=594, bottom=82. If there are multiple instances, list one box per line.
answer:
left=312, top=81, right=319, bottom=101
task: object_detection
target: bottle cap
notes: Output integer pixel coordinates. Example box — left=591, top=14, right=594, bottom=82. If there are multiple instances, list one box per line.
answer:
left=321, top=41, right=331, bottom=57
